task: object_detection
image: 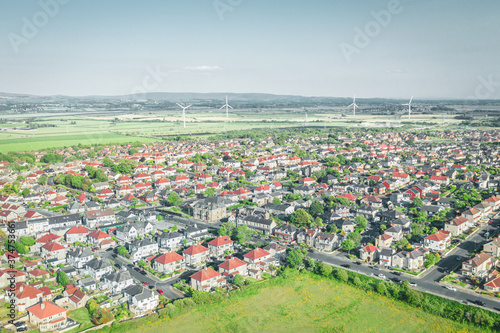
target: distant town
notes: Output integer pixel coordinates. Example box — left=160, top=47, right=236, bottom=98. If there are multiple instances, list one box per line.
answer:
left=1, top=126, right=500, bottom=331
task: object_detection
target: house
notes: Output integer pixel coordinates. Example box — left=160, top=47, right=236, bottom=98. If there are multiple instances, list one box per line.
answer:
left=218, top=258, right=248, bottom=280
left=66, top=247, right=93, bottom=269
left=88, top=230, right=114, bottom=249
left=191, top=196, right=229, bottom=222
left=359, top=244, right=379, bottom=262
left=357, top=205, right=378, bottom=219
left=424, top=230, right=451, bottom=252
left=184, top=224, right=211, bottom=241
left=83, top=208, right=116, bottom=228
left=15, top=284, right=45, bottom=311
left=263, top=242, right=287, bottom=262
left=84, top=258, right=113, bottom=281
left=183, top=244, right=210, bottom=266
left=243, top=248, right=276, bottom=278
left=392, top=247, right=428, bottom=271
left=153, top=252, right=185, bottom=274
left=462, top=208, right=481, bottom=223
left=296, top=228, right=319, bottom=247
left=190, top=267, right=227, bottom=292
left=102, top=269, right=134, bottom=294
left=314, top=232, right=341, bottom=252
left=65, top=226, right=89, bottom=244
left=461, top=252, right=494, bottom=279
left=484, top=272, right=500, bottom=292
left=274, top=223, right=298, bottom=242
left=375, top=234, right=393, bottom=248
left=207, top=236, right=234, bottom=258
left=115, top=225, right=138, bottom=242
left=128, top=238, right=159, bottom=262
left=385, top=226, right=403, bottom=242
left=484, top=238, right=500, bottom=257
left=379, top=248, right=395, bottom=267
left=123, top=284, right=159, bottom=315
left=444, top=216, right=470, bottom=237
left=157, top=231, right=184, bottom=251
left=41, top=242, right=67, bottom=260
left=27, top=301, right=67, bottom=333
left=63, top=287, right=89, bottom=309
left=236, top=214, right=276, bottom=235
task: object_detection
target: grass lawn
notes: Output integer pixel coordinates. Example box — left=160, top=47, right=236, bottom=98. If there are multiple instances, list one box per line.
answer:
left=66, top=307, right=94, bottom=333
left=100, top=271, right=488, bottom=333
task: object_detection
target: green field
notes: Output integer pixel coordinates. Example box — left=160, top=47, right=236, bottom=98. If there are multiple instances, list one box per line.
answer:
left=100, top=271, right=487, bottom=333
left=0, top=110, right=464, bottom=153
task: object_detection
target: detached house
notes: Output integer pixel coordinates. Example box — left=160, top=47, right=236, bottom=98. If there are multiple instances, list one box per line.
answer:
left=218, top=258, right=248, bottom=280
left=123, top=285, right=158, bottom=316
left=128, top=238, right=158, bottom=262
left=274, top=223, right=298, bottom=242
left=27, top=301, right=67, bottom=333
left=424, top=230, right=451, bottom=252
left=484, top=238, right=500, bottom=257
left=102, top=269, right=134, bottom=293
left=153, top=252, right=185, bottom=274
left=183, top=244, right=210, bottom=266
left=207, top=236, right=234, bottom=258
left=66, top=247, right=93, bottom=269
left=461, top=252, right=494, bottom=279
left=444, top=216, right=470, bottom=236
left=190, top=267, right=226, bottom=292
left=65, top=226, right=89, bottom=244
left=359, top=244, right=379, bottom=262
left=157, top=231, right=184, bottom=251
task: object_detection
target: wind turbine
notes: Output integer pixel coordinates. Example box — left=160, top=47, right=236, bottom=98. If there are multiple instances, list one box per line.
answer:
left=402, top=96, right=413, bottom=120
left=176, top=103, right=191, bottom=128
left=219, top=96, right=233, bottom=119
left=347, top=94, right=359, bottom=117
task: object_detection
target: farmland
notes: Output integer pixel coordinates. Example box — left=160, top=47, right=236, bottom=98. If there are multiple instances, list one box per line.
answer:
left=100, top=270, right=488, bottom=333
left=0, top=109, right=462, bottom=153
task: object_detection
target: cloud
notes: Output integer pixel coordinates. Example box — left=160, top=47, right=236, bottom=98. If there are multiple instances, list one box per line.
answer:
left=184, top=65, right=222, bottom=71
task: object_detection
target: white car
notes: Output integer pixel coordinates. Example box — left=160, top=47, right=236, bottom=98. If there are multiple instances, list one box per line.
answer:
left=409, top=282, right=417, bottom=287
left=377, top=274, right=385, bottom=279
left=445, top=286, right=457, bottom=291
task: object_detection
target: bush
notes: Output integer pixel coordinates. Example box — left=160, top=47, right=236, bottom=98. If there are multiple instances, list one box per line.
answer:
left=245, top=277, right=257, bottom=285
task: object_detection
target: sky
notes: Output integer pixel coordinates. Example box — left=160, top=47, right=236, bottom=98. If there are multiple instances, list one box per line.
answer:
left=0, top=0, right=499, bottom=99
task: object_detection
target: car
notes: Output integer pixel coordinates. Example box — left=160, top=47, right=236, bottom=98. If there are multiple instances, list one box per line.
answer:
left=355, top=262, right=361, bottom=265
left=476, top=300, right=486, bottom=306
left=111, top=254, right=117, bottom=258
left=409, top=282, right=417, bottom=287
left=392, top=278, right=402, bottom=283
left=157, top=289, right=164, bottom=295
left=106, top=248, right=113, bottom=251
left=140, top=270, right=147, bottom=275
left=373, top=266, right=380, bottom=270
left=114, top=263, right=121, bottom=269
left=134, top=267, right=141, bottom=272
left=128, top=264, right=134, bottom=268
left=142, top=282, right=147, bottom=286
left=224, top=255, right=232, bottom=259
left=445, top=286, right=457, bottom=291
left=490, top=220, right=494, bottom=224
left=377, top=274, right=385, bottom=279
left=462, top=300, right=468, bottom=305
left=341, top=264, right=351, bottom=268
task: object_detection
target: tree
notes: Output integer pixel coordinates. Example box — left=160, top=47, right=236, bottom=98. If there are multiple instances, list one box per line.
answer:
left=233, top=274, right=244, bottom=287
left=19, top=236, right=35, bottom=247
left=353, top=276, right=362, bottom=287
left=354, top=216, right=367, bottom=230
left=287, top=248, right=307, bottom=268
left=22, top=188, right=30, bottom=196
left=37, top=175, right=47, bottom=185
left=318, top=262, right=333, bottom=277
left=376, top=282, right=387, bottom=296
left=219, top=221, right=236, bottom=237
left=289, top=208, right=314, bottom=228
left=304, top=257, right=317, bottom=272
left=335, top=269, right=348, bottom=282
left=412, top=197, right=423, bottom=208
left=341, top=239, right=355, bottom=254
left=103, top=157, right=114, bottom=168
left=309, top=200, right=324, bottom=216
left=235, top=225, right=252, bottom=244
left=118, top=246, right=129, bottom=257
left=167, top=192, right=183, bottom=206
left=57, top=271, right=70, bottom=286
left=204, top=188, right=215, bottom=197
left=273, top=197, right=281, bottom=205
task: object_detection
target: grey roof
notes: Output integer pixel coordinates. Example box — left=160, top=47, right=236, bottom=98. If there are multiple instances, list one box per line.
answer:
left=30, top=213, right=82, bottom=226
left=239, top=214, right=274, bottom=226
left=158, top=231, right=183, bottom=240
left=85, top=258, right=111, bottom=270
left=124, top=284, right=153, bottom=301
left=130, top=238, right=155, bottom=248
left=67, top=247, right=93, bottom=258
left=104, top=269, right=132, bottom=283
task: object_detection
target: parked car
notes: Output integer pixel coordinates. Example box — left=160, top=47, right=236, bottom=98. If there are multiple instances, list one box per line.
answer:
left=142, top=282, right=147, bottom=286
left=377, top=274, right=385, bottom=279
left=141, top=270, right=147, bottom=276
left=392, top=271, right=401, bottom=276
left=445, top=286, right=456, bottom=291
left=392, top=278, right=401, bottom=283
left=409, top=282, right=417, bottom=287
left=373, top=266, right=380, bottom=270
left=157, top=289, right=164, bottom=295
left=134, top=267, right=141, bottom=272
left=355, top=262, right=361, bottom=265
left=476, top=300, right=486, bottom=306
left=341, top=264, right=351, bottom=268
left=224, top=255, right=232, bottom=259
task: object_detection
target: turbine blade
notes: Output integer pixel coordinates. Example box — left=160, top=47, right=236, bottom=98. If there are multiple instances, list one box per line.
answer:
left=176, top=103, right=183, bottom=108
left=185, top=105, right=192, bottom=109
left=219, top=105, right=225, bottom=109
left=409, top=96, right=413, bottom=104
left=228, top=105, right=233, bottom=109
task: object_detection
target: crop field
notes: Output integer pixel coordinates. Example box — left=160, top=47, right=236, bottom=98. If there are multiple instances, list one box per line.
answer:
left=102, top=271, right=487, bottom=333
left=0, top=110, right=464, bottom=153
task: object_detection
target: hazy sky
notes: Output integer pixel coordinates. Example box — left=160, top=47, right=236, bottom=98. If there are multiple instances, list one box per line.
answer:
left=1, top=0, right=499, bottom=99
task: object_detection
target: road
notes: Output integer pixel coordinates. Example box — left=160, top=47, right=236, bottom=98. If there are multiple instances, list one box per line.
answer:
left=308, top=220, right=500, bottom=313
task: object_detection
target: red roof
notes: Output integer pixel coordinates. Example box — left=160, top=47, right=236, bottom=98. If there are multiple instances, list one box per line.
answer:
left=208, top=236, right=233, bottom=247
left=243, top=248, right=271, bottom=260
left=66, top=226, right=89, bottom=235
left=362, top=244, right=379, bottom=253
left=218, top=257, right=247, bottom=270
left=42, top=242, right=65, bottom=252
left=190, top=267, right=220, bottom=281
left=36, top=233, right=61, bottom=244
left=425, top=230, right=450, bottom=242
left=27, top=301, right=67, bottom=320
left=255, top=185, right=271, bottom=191
left=183, top=244, right=209, bottom=256
left=154, top=252, right=185, bottom=264
left=88, top=230, right=111, bottom=239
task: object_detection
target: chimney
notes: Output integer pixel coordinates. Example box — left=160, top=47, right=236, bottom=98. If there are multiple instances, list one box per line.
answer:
left=41, top=302, right=45, bottom=310
left=19, top=286, right=24, bottom=293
